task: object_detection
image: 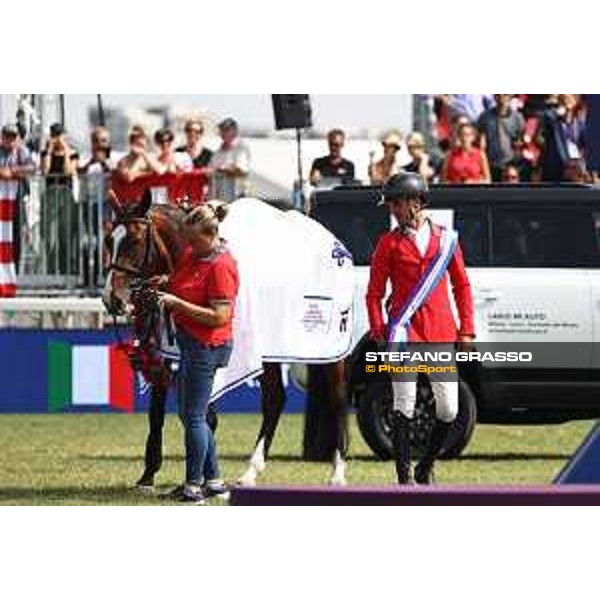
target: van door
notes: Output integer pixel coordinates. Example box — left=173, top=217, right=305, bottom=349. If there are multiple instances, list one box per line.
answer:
left=588, top=209, right=600, bottom=369
left=479, top=206, right=594, bottom=370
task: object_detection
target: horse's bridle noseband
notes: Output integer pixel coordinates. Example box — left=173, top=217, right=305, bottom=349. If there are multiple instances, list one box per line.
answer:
left=108, top=215, right=174, bottom=281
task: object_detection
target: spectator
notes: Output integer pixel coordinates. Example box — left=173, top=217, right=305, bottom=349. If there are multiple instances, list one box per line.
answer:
left=442, top=123, right=491, bottom=184
left=79, top=126, right=114, bottom=175
left=155, top=128, right=192, bottom=173
left=116, top=126, right=165, bottom=183
left=539, top=94, right=586, bottom=182
left=0, top=124, right=34, bottom=296
left=585, top=94, right=600, bottom=182
left=368, top=130, right=404, bottom=185
left=501, top=163, right=521, bottom=184
left=434, top=95, right=453, bottom=152
left=310, top=129, right=355, bottom=186
left=41, top=124, right=80, bottom=277
left=563, top=158, right=590, bottom=183
left=448, top=94, right=494, bottom=123
left=404, top=132, right=441, bottom=183
left=177, top=119, right=213, bottom=169
left=0, top=124, right=34, bottom=180
left=210, top=118, right=251, bottom=202
left=478, top=94, right=526, bottom=182
left=41, top=123, right=79, bottom=187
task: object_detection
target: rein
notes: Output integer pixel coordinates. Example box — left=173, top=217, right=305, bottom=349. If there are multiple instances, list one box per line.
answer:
left=106, top=212, right=178, bottom=376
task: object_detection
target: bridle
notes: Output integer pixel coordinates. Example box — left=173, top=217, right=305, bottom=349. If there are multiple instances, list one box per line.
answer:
left=106, top=212, right=177, bottom=354
left=108, top=214, right=175, bottom=281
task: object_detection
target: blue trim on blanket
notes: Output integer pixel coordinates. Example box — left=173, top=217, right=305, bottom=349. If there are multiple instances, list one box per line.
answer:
left=210, top=367, right=265, bottom=403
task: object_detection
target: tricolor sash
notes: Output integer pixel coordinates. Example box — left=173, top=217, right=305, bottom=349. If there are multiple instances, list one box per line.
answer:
left=387, top=227, right=459, bottom=348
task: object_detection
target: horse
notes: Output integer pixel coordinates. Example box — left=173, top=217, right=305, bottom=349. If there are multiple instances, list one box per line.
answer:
left=102, top=191, right=350, bottom=488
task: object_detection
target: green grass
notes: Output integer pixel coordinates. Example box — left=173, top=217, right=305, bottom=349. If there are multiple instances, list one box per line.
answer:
left=0, top=414, right=594, bottom=505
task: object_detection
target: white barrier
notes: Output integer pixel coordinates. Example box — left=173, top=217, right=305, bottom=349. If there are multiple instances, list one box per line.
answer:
left=0, top=297, right=106, bottom=329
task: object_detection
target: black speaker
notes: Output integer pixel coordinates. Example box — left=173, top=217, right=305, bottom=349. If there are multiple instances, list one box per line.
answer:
left=272, top=94, right=313, bottom=130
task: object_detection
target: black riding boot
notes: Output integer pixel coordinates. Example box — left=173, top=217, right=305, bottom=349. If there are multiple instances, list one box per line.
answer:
left=392, top=411, right=412, bottom=485
left=414, top=420, right=452, bottom=485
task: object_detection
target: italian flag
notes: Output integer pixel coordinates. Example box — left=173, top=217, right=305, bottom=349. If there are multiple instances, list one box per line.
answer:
left=48, top=342, right=135, bottom=413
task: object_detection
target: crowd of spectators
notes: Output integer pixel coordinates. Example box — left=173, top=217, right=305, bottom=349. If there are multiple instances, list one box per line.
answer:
left=309, top=94, right=596, bottom=190
left=0, top=95, right=597, bottom=297
left=1, top=116, right=252, bottom=206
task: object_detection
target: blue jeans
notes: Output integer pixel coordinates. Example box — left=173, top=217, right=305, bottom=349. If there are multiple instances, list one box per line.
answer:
left=176, top=331, right=232, bottom=485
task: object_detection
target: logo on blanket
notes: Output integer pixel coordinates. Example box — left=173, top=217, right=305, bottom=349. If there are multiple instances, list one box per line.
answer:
left=331, top=241, right=353, bottom=267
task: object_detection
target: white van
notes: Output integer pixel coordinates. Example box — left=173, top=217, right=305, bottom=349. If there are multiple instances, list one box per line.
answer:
left=311, top=183, right=600, bottom=458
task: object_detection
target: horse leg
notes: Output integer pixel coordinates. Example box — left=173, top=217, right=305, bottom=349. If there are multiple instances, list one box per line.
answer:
left=327, top=361, right=350, bottom=487
left=238, top=363, right=287, bottom=487
left=136, top=384, right=167, bottom=490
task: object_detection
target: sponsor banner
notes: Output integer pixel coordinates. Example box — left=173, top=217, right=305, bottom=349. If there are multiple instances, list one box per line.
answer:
left=0, top=330, right=306, bottom=414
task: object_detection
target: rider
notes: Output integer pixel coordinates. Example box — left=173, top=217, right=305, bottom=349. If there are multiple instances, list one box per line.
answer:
left=157, top=202, right=239, bottom=504
left=366, top=172, right=475, bottom=485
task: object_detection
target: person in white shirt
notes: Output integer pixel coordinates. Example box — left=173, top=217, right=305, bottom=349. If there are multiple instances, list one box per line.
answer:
left=210, top=118, right=251, bottom=202
left=79, top=127, right=115, bottom=175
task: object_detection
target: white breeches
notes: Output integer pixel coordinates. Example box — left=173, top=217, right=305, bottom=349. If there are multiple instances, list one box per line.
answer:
left=392, top=375, right=459, bottom=423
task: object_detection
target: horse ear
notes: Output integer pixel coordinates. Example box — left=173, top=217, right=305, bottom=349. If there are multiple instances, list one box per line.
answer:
left=107, top=189, right=125, bottom=220
left=134, top=188, right=153, bottom=218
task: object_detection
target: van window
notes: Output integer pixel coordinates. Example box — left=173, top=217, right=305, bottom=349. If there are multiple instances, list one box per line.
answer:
left=312, top=200, right=390, bottom=267
left=454, top=208, right=488, bottom=267
left=492, top=208, right=599, bottom=267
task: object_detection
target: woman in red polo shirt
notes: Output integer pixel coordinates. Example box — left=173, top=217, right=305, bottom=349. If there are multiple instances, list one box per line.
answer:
left=158, top=202, right=239, bottom=504
left=442, top=122, right=491, bottom=184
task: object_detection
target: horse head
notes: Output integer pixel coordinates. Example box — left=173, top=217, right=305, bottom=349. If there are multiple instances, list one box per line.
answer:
left=103, top=189, right=185, bottom=316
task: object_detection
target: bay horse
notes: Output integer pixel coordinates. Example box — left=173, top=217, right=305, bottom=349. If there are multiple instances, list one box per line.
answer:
left=103, top=191, right=350, bottom=488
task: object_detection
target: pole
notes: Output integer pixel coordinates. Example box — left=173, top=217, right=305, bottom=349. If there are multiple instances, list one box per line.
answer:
left=96, top=94, right=106, bottom=127
left=59, top=95, right=66, bottom=127
left=294, top=128, right=306, bottom=211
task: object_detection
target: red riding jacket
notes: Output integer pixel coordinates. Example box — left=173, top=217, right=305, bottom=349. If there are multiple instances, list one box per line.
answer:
left=366, top=223, right=475, bottom=343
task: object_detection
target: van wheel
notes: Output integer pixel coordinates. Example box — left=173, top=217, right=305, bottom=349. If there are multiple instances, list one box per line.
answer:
left=355, top=378, right=477, bottom=460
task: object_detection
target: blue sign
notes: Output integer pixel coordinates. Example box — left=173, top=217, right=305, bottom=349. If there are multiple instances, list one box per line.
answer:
left=0, top=329, right=306, bottom=415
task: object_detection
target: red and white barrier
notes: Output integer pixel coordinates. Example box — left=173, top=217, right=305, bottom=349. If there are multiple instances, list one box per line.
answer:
left=0, top=179, right=19, bottom=297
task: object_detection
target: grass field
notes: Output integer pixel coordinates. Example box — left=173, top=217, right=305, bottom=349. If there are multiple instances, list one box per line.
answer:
left=0, top=414, right=593, bottom=505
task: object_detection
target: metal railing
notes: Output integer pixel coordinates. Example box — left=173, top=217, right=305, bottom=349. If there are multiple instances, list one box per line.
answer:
left=17, top=173, right=107, bottom=294
left=15, top=170, right=210, bottom=296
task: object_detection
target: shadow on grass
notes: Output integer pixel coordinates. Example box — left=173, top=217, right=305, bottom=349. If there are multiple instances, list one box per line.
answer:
left=456, top=452, right=571, bottom=462
left=76, top=454, right=183, bottom=463
left=75, top=451, right=571, bottom=466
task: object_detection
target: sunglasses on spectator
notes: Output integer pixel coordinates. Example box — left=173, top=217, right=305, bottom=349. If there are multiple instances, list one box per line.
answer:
left=157, top=137, right=173, bottom=145
left=383, top=143, right=401, bottom=150
left=186, top=127, right=202, bottom=135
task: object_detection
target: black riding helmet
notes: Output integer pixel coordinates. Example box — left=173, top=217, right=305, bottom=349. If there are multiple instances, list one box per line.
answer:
left=378, top=171, right=429, bottom=206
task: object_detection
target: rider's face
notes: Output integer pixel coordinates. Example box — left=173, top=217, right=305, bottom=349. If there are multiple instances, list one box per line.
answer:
left=388, top=197, right=422, bottom=227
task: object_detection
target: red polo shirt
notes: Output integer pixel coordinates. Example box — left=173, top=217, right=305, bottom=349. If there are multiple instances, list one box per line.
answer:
left=168, top=244, right=239, bottom=346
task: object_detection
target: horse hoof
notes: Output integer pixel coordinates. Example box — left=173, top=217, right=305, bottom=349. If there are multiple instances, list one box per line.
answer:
left=135, top=483, right=156, bottom=496
left=135, top=474, right=156, bottom=495
left=237, top=471, right=258, bottom=488
left=329, top=473, right=348, bottom=487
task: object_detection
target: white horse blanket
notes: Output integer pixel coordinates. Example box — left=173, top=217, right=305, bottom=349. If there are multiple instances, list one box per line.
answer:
left=178, top=198, right=355, bottom=400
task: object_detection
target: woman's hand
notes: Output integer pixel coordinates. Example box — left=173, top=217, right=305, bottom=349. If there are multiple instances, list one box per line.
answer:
left=157, top=293, right=180, bottom=311
left=148, top=274, right=170, bottom=290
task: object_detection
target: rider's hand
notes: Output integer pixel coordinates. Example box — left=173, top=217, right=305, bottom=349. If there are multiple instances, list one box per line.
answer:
left=369, top=328, right=387, bottom=344
left=458, top=335, right=476, bottom=352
